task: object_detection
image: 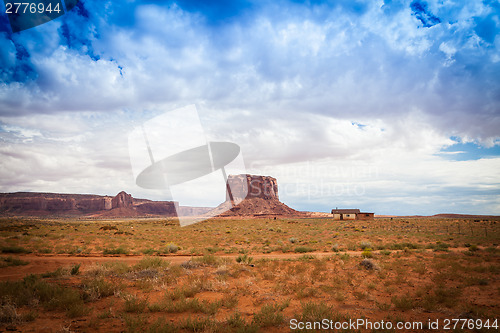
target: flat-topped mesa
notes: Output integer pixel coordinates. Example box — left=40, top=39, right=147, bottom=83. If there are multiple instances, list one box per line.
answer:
left=0, top=191, right=177, bottom=217
left=226, top=174, right=279, bottom=202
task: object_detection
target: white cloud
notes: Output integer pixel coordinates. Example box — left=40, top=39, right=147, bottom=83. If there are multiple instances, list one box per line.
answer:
left=0, top=0, right=498, bottom=214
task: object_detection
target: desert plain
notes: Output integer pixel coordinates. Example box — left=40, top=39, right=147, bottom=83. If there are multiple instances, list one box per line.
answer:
left=0, top=215, right=498, bottom=332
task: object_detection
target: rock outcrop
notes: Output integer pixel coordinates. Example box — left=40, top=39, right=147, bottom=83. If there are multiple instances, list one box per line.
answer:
left=0, top=193, right=110, bottom=214
left=0, top=175, right=303, bottom=218
left=217, top=174, right=303, bottom=217
left=227, top=174, right=279, bottom=202
left=111, top=191, right=133, bottom=209
left=0, top=192, right=177, bottom=217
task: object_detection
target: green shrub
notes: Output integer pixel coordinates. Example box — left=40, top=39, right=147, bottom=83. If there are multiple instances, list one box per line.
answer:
left=226, top=312, right=245, bottom=328
left=361, top=248, right=373, bottom=258
left=103, top=261, right=130, bottom=275
left=298, top=254, right=316, bottom=261
left=0, top=274, right=87, bottom=318
left=123, top=314, right=147, bottom=333
left=124, top=295, right=148, bottom=313
left=0, top=256, right=29, bottom=267
left=428, top=242, right=450, bottom=251
left=391, top=295, right=415, bottom=311
left=164, top=243, right=179, bottom=254
left=294, top=246, right=314, bottom=253
left=166, top=285, right=201, bottom=301
left=193, top=254, right=219, bottom=266
left=0, top=246, right=30, bottom=254
left=179, top=316, right=216, bottom=332
left=70, top=264, right=81, bottom=275
left=469, top=244, right=479, bottom=252
left=299, top=301, right=346, bottom=322
left=296, top=287, right=318, bottom=299
left=141, top=248, right=156, bottom=255
left=390, top=242, right=420, bottom=250
left=253, top=303, right=285, bottom=327
left=340, top=253, right=350, bottom=261
left=360, top=241, right=371, bottom=250
left=236, top=254, right=253, bottom=265
left=41, top=267, right=69, bottom=278
left=226, top=312, right=259, bottom=332
left=133, top=256, right=169, bottom=271
left=148, top=318, right=177, bottom=333
left=360, top=258, right=379, bottom=270
left=82, top=277, right=118, bottom=301
left=222, top=293, right=239, bottom=309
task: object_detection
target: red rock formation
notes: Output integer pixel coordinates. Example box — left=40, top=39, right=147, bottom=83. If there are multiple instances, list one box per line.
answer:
left=227, top=174, right=279, bottom=201
left=0, top=193, right=108, bottom=213
left=135, top=201, right=178, bottom=215
left=0, top=191, right=177, bottom=217
left=217, top=174, right=303, bottom=217
left=111, top=191, right=133, bottom=209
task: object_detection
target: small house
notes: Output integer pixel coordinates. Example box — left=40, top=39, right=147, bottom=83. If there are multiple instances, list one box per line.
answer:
left=331, top=208, right=374, bottom=220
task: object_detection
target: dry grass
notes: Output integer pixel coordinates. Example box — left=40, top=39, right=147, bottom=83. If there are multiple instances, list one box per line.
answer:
left=0, top=216, right=498, bottom=331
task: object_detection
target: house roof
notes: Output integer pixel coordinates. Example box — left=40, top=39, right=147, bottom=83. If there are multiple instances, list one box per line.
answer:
left=331, top=209, right=360, bottom=214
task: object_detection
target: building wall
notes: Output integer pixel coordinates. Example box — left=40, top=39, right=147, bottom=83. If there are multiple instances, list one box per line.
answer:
left=332, top=212, right=374, bottom=220
left=332, top=213, right=357, bottom=220
left=357, top=213, right=374, bottom=220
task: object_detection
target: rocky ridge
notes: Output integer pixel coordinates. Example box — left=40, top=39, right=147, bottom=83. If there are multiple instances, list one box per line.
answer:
left=0, top=175, right=304, bottom=218
left=0, top=191, right=177, bottom=217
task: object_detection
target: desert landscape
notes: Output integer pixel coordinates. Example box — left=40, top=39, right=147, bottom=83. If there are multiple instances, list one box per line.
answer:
left=1, top=0, right=499, bottom=332
left=0, top=176, right=498, bottom=333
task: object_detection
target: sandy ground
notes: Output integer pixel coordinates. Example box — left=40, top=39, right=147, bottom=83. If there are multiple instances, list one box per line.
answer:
left=0, top=248, right=469, bottom=281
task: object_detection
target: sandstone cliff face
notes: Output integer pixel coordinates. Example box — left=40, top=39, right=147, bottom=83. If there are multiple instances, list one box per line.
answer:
left=0, top=193, right=108, bottom=213
left=226, top=175, right=279, bottom=201
left=0, top=192, right=177, bottom=217
left=111, top=191, right=133, bottom=209
left=217, top=174, right=302, bottom=217
left=135, top=201, right=178, bottom=215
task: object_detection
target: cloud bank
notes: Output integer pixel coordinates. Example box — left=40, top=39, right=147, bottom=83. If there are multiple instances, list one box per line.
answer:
left=0, top=0, right=499, bottom=214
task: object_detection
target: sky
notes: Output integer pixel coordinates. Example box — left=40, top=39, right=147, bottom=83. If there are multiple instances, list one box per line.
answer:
left=0, top=0, right=499, bottom=215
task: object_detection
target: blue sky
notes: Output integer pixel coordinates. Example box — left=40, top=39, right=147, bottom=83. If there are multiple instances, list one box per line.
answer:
left=0, top=0, right=499, bottom=215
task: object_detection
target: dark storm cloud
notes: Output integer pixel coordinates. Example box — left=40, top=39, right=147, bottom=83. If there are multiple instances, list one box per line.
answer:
left=410, top=0, right=441, bottom=27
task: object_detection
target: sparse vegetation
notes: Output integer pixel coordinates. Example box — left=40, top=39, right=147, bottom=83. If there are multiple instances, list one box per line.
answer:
left=360, top=241, right=372, bottom=250
left=253, top=303, right=286, bottom=327
left=164, top=243, right=179, bottom=253
left=361, top=247, right=373, bottom=258
left=0, top=246, right=30, bottom=254
left=0, top=216, right=498, bottom=331
left=236, top=254, right=253, bottom=265
left=294, top=246, right=314, bottom=253
left=0, top=256, right=29, bottom=267
left=123, top=295, right=148, bottom=313
left=360, top=258, right=379, bottom=270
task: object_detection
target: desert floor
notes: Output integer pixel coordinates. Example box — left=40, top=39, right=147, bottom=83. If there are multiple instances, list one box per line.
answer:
left=0, top=216, right=498, bottom=332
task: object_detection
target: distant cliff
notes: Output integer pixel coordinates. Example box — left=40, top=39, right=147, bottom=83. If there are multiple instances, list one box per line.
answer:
left=0, top=191, right=178, bottom=217
left=0, top=174, right=304, bottom=218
